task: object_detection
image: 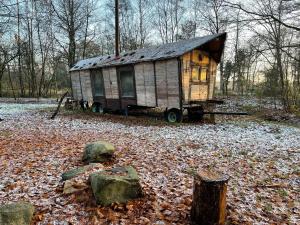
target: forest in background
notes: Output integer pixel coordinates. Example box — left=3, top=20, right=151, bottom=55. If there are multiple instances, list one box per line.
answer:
left=0, top=0, right=299, bottom=111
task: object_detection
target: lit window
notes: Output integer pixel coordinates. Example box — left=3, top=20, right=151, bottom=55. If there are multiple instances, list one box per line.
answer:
left=199, top=67, right=208, bottom=82
left=191, top=66, right=208, bottom=83
left=191, top=67, right=199, bottom=81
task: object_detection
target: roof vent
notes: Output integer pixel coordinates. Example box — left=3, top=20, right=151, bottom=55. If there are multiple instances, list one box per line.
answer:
left=164, top=50, right=176, bottom=55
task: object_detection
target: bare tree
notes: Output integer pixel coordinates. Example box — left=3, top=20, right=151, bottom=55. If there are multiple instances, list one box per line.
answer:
left=0, top=45, right=17, bottom=96
left=16, top=0, right=25, bottom=96
left=153, top=0, right=185, bottom=43
left=194, top=0, right=229, bottom=34
left=235, top=0, right=300, bottom=109
left=136, top=0, right=151, bottom=47
left=193, top=0, right=229, bottom=94
left=225, top=0, right=300, bottom=32
left=51, top=0, right=88, bottom=67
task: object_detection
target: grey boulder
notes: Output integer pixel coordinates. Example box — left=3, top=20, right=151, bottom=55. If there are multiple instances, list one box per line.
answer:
left=82, top=141, right=115, bottom=163
left=0, top=202, right=35, bottom=225
left=90, top=166, right=142, bottom=206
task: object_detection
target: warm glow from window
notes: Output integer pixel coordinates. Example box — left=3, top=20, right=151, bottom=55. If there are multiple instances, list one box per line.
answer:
left=200, top=67, right=208, bottom=82
left=191, top=66, right=208, bottom=82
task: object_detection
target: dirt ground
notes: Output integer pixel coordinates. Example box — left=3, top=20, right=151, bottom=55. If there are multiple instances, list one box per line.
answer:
left=0, top=101, right=299, bottom=224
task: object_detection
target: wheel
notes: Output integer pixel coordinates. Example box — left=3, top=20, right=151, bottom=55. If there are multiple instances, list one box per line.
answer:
left=164, top=108, right=182, bottom=123
left=121, top=107, right=129, bottom=117
left=188, top=108, right=204, bottom=122
left=64, top=101, right=73, bottom=110
left=91, top=103, right=104, bottom=114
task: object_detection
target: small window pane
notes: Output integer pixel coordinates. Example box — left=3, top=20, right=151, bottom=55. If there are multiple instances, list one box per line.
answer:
left=93, top=72, right=104, bottom=96
left=120, top=70, right=134, bottom=97
left=191, top=67, right=199, bottom=82
left=191, top=66, right=208, bottom=83
left=200, top=67, right=208, bottom=82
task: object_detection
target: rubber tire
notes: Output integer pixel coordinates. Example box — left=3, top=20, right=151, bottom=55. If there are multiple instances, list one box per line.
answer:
left=165, top=109, right=183, bottom=123
left=91, top=103, right=104, bottom=114
left=188, top=108, right=204, bottom=122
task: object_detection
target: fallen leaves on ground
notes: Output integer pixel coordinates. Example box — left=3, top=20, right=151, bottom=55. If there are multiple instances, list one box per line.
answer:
left=0, top=103, right=299, bottom=224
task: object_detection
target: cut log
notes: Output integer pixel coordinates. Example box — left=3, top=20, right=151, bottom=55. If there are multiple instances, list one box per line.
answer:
left=50, top=91, right=68, bottom=119
left=191, top=170, right=229, bottom=225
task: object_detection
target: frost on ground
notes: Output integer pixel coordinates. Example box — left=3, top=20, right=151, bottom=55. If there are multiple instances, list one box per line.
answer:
left=0, top=103, right=56, bottom=118
left=0, top=103, right=299, bottom=224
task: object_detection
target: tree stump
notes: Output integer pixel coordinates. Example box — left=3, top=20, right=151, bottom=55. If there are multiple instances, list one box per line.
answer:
left=191, top=170, right=229, bottom=225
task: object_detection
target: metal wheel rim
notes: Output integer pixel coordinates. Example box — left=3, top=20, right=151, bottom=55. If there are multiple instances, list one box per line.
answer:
left=92, top=105, right=97, bottom=113
left=168, top=111, right=177, bottom=122
left=92, top=105, right=103, bottom=113
left=99, top=106, right=104, bottom=114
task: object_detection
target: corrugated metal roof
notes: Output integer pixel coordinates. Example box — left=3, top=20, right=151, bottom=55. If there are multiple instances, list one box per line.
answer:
left=70, top=33, right=226, bottom=71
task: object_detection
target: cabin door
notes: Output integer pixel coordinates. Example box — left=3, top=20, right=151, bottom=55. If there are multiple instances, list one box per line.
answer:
left=117, top=66, right=137, bottom=109
left=189, top=64, right=209, bottom=101
left=182, top=50, right=210, bottom=103
left=90, top=69, right=106, bottom=109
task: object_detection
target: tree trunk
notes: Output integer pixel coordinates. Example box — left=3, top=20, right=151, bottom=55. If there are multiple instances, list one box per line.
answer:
left=0, top=71, right=3, bottom=97
left=191, top=170, right=229, bottom=225
left=68, top=0, right=76, bottom=67
left=17, top=0, right=25, bottom=97
left=82, top=0, right=90, bottom=59
left=7, top=65, right=16, bottom=100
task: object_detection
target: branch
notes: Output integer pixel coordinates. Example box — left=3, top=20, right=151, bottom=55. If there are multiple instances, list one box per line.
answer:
left=50, top=91, right=68, bottom=119
left=224, top=1, right=300, bottom=31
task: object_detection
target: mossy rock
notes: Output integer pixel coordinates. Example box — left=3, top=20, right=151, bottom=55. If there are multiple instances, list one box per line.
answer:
left=90, top=166, right=142, bottom=206
left=82, top=141, right=115, bottom=163
left=63, top=180, right=88, bottom=194
left=62, top=166, right=90, bottom=181
left=0, top=202, right=35, bottom=225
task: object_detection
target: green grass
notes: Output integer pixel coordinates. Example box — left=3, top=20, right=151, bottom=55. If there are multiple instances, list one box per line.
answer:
left=277, top=189, right=288, bottom=198
left=263, top=203, right=273, bottom=212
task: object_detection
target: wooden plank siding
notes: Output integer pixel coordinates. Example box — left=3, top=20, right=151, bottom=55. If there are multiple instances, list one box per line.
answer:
left=70, top=71, right=82, bottom=101
left=181, top=50, right=213, bottom=103
left=190, top=84, right=208, bottom=100
left=155, top=59, right=180, bottom=109
left=102, top=67, right=119, bottom=99
left=71, top=52, right=217, bottom=110
left=181, top=53, right=190, bottom=103
left=134, top=62, right=156, bottom=107
left=208, top=59, right=217, bottom=99
left=79, top=70, right=93, bottom=103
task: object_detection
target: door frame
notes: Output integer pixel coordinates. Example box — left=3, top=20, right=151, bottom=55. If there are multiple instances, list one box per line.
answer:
left=116, top=65, right=137, bottom=110
left=90, top=69, right=106, bottom=107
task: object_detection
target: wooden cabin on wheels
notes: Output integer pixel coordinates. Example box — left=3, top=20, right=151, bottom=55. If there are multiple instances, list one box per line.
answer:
left=69, top=33, right=226, bottom=122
